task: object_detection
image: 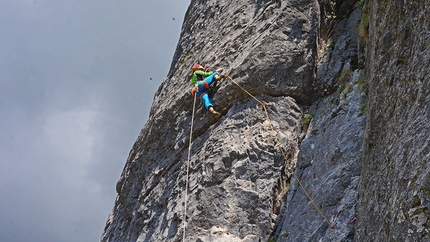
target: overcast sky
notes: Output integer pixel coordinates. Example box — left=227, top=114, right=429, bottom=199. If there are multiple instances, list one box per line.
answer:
left=0, top=0, right=190, bottom=241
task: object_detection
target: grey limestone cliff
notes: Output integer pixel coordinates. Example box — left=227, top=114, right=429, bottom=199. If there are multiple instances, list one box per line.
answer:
left=356, top=0, right=430, bottom=241
left=100, top=0, right=429, bottom=241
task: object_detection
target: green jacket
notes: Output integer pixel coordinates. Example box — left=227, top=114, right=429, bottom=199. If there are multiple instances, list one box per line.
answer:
left=191, top=70, right=214, bottom=85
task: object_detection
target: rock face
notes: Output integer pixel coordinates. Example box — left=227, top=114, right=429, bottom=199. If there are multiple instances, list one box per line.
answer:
left=356, top=0, right=430, bottom=241
left=271, top=1, right=366, bottom=240
left=100, top=0, right=429, bottom=241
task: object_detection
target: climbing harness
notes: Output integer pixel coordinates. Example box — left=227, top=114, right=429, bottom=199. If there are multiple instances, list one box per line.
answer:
left=226, top=75, right=338, bottom=242
left=183, top=93, right=197, bottom=241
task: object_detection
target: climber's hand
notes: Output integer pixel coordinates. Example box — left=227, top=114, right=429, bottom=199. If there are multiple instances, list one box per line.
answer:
left=216, top=68, right=224, bottom=73
left=204, top=64, right=210, bottom=71
left=191, top=87, right=198, bottom=96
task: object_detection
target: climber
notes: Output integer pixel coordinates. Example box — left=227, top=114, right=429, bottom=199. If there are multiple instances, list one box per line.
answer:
left=190, top=64, right=224, bottom=118
left=190, top=64, right=223, bottom=85
left=191, top=64, right=221, bottom=106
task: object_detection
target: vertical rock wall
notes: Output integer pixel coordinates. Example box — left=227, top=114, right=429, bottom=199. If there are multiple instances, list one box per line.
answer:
left=273, top=1, right=366, bottom=241
left=356, top=0, right=430, bottom=241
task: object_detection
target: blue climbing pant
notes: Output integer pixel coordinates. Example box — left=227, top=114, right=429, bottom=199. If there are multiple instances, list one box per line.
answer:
left=196, top=72, right=219, bottom=110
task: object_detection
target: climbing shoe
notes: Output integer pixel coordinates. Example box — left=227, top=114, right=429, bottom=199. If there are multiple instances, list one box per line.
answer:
left=215, top=74, right=224, bottom=80
left=213, top=111, right=221, bottom=118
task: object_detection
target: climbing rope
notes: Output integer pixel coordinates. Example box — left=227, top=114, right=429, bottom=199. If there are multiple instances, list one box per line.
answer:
left=226, top=75, right=338, bottom=241
left=183, top=93, right=197, bottom=241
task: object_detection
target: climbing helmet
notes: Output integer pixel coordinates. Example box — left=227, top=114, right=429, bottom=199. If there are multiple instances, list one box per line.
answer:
left=192, top=64, right=203, bottom=72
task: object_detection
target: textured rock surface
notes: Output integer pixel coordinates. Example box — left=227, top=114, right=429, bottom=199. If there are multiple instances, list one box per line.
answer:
left=100, top=0, right=429, bottom=241
left=272, top=2, right=366, bottom=240
left=356, top=0, right=430, bottom=241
